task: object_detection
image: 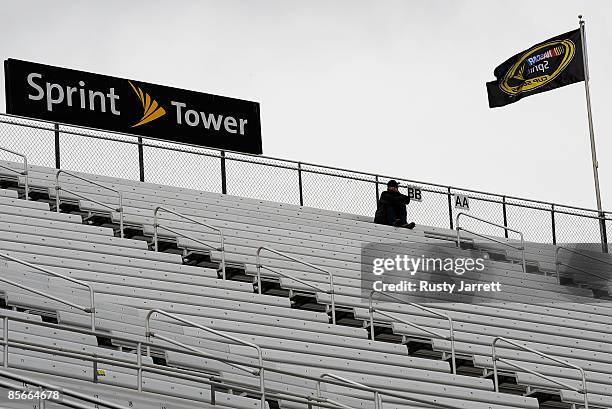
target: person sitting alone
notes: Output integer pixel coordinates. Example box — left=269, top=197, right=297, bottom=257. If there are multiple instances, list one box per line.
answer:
left=374, top=180, right=416, bottom=229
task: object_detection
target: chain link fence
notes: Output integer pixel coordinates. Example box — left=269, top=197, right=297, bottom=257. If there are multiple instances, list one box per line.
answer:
left=0, top=113, right=610, bottom=251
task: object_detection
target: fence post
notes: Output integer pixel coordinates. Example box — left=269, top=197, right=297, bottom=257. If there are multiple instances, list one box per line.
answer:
left=137, top=137, right=145, bottom=182
left=220, top=151, right=227, bottom=194
left=502, top=196, right=509, bottom=239
left=54, top=123, right=60, bottom=169
left=551, top=204, right=557, bottom=245
left=298, top=162, right=304, bottom=206
left=599, top=212, right=608, bottom=253
left=375, top=175, right=380, bottom=203
left=447, top=187, right=454, bottom=230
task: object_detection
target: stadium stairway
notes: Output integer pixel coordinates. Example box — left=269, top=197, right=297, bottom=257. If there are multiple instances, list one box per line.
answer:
left=0, top=160, right=609, bottom=408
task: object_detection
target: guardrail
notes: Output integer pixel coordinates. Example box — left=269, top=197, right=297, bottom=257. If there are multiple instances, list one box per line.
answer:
left=456, top=212, right=526, bottom=273
left=368, top=290, right=457, bottom=374
left=316, top=373, right=380, bottom=409
left=256, top=246, right=336, bottom=324
left=152, top=206, right=227, bottom=278
left=492, top=336, right=588, bottom=409
left=555, top=245, right=612, bottom=285
left=144, top=309, right=266, bottom=408
left=0, top=146, right=28, bottom=200
left=55, top=169, right=124, bottom=238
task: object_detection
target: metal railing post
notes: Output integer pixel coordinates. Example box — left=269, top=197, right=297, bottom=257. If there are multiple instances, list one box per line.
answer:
left=551, top=204, right=557, bottom=245
left=368, top=290, right=456, bottom=374
left=502, top=196, right=509, bottom=239
left=54, top=169, right=124, bottom=238
left=298, top=162, right=304, bottom=206
left=136, top=342, right=143, bottom=392
left=145, top=309, right=266, bottom=409
left=3, top=316, right=7, bottom=368
left=375, top=175, right=380, bottom=203
left=456, top=212, right=526, bottom=273
left=220, top=151, right=227, bottom=194
left=153, top=206, right=226, bottom=279
left=137, top=137, right=145, bottom=182
left=447, top=187, right=454, bottom=230
left=256, top=246, right=335, bottom=324
left=317, top=373, right=379, bottom=409
left=54, top=123, right=60, bottom=169
left=599, top=212, right=608, bottom=253
left=492, top=337, right=588, bottom=409
left=0, top=147, right=29, bottom=200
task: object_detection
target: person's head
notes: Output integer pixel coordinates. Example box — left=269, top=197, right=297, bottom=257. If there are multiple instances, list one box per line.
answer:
left=387, top=180, right=399, bottom=192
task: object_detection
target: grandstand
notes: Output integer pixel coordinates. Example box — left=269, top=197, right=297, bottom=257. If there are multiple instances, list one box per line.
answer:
left=0, top=138, right=611, bottom=409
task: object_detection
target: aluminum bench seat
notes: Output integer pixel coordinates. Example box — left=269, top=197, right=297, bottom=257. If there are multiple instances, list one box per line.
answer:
left=0, top=368, right=232, bottom=409
left=100, top=292, right=326, bottom=323
left=324, top=293, right=612, bottom=334
left=0, top=239, right=187, bottom=272
left=0, top=196, right=50, bottom=211
left=0, top=248, right=219, bottom=283
left=0, top=231, right=181, bottom=264
left=516, top=372, right=612, bottom=398
left=433, top=339, right=612, bottom=375
left=318, top=289, right=612, bottom=320
left=483, top=363, right=612, bottom=396
left=0, top=189, right=18, bottom=198
left=3, top=160, right=368, bottom=222
left=0, top=221, right=147, bottom=249
left=0, top=352, right=267, bottom=409
left=560, top=389, right=612, bottom=409
left=0, top=211, right=113, bottom=236
left=354, top=307, right=612, bottom=347
left=0, top=203, right=82, bottom=224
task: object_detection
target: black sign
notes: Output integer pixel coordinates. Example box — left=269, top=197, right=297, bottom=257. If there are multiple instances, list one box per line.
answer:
left=4, top=59, right=262, bottom=154
left=486, top=29, right=585, bottom=108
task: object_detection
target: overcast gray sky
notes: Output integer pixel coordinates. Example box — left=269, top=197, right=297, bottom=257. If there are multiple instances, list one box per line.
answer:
left=0, top=0, right=610, bottom=211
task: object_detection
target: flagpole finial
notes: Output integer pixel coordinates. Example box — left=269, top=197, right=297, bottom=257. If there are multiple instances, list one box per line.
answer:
left=579, top=14, right=584, bottom=22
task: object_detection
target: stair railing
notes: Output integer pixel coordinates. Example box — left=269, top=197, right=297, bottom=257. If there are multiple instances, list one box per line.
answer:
left=555, top=245, right=612, bottom=285
left=145, top=309, right=265, bottom=408
left=492, top=336, right=588, bottom=409
left=368, top=290, right=456, bottom=374
left=55, top=169, right=124, bottom=238
left=256, top=246, right=336, bottom=324
left=0, top=147, right=28, bottom=200
left=317, top=373, right=381, bottom=409
left=456, top=212, right=526, bottom=273
left=153, top=206, right=226, bottom=278
left=0, top=252, right=96, bottom=331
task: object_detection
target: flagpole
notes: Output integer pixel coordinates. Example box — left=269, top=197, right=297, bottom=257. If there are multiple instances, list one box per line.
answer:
left=578, top=15, right=608, bottom=253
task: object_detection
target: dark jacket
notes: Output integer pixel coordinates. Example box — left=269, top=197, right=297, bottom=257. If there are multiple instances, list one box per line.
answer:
left=374, top=190, right=410, bottom=225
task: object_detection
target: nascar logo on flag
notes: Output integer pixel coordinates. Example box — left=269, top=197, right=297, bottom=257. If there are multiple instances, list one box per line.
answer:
left=486, top=29, right=585, bottom=108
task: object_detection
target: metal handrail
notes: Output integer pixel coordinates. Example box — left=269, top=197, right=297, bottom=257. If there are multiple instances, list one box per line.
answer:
left=0, top=312, right=466, bottom=409
left=256, top=246, right=336, bottom=324
left=0, top=252, right=96, bottom=330
left=54, top=169, right=124, bottom=238
left=492, top=337, right=588, bottom=409
left=316, top=373, right=380, bottom=409
left=153, top=206, right=226, bottom=279
left=368, top=290, right=456, bottom=374
left=0, top=146, right=28, bottom=200
left=456, top=212, right=526, bottom=273
left=555, top=245, right=612, bottom=284
left=0, top=368, right=131, bottom=409
left=145, top=309, right=265, bottom=408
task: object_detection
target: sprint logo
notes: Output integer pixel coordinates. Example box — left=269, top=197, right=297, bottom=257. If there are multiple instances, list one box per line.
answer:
left=128, top=81, right=166, bottom=127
